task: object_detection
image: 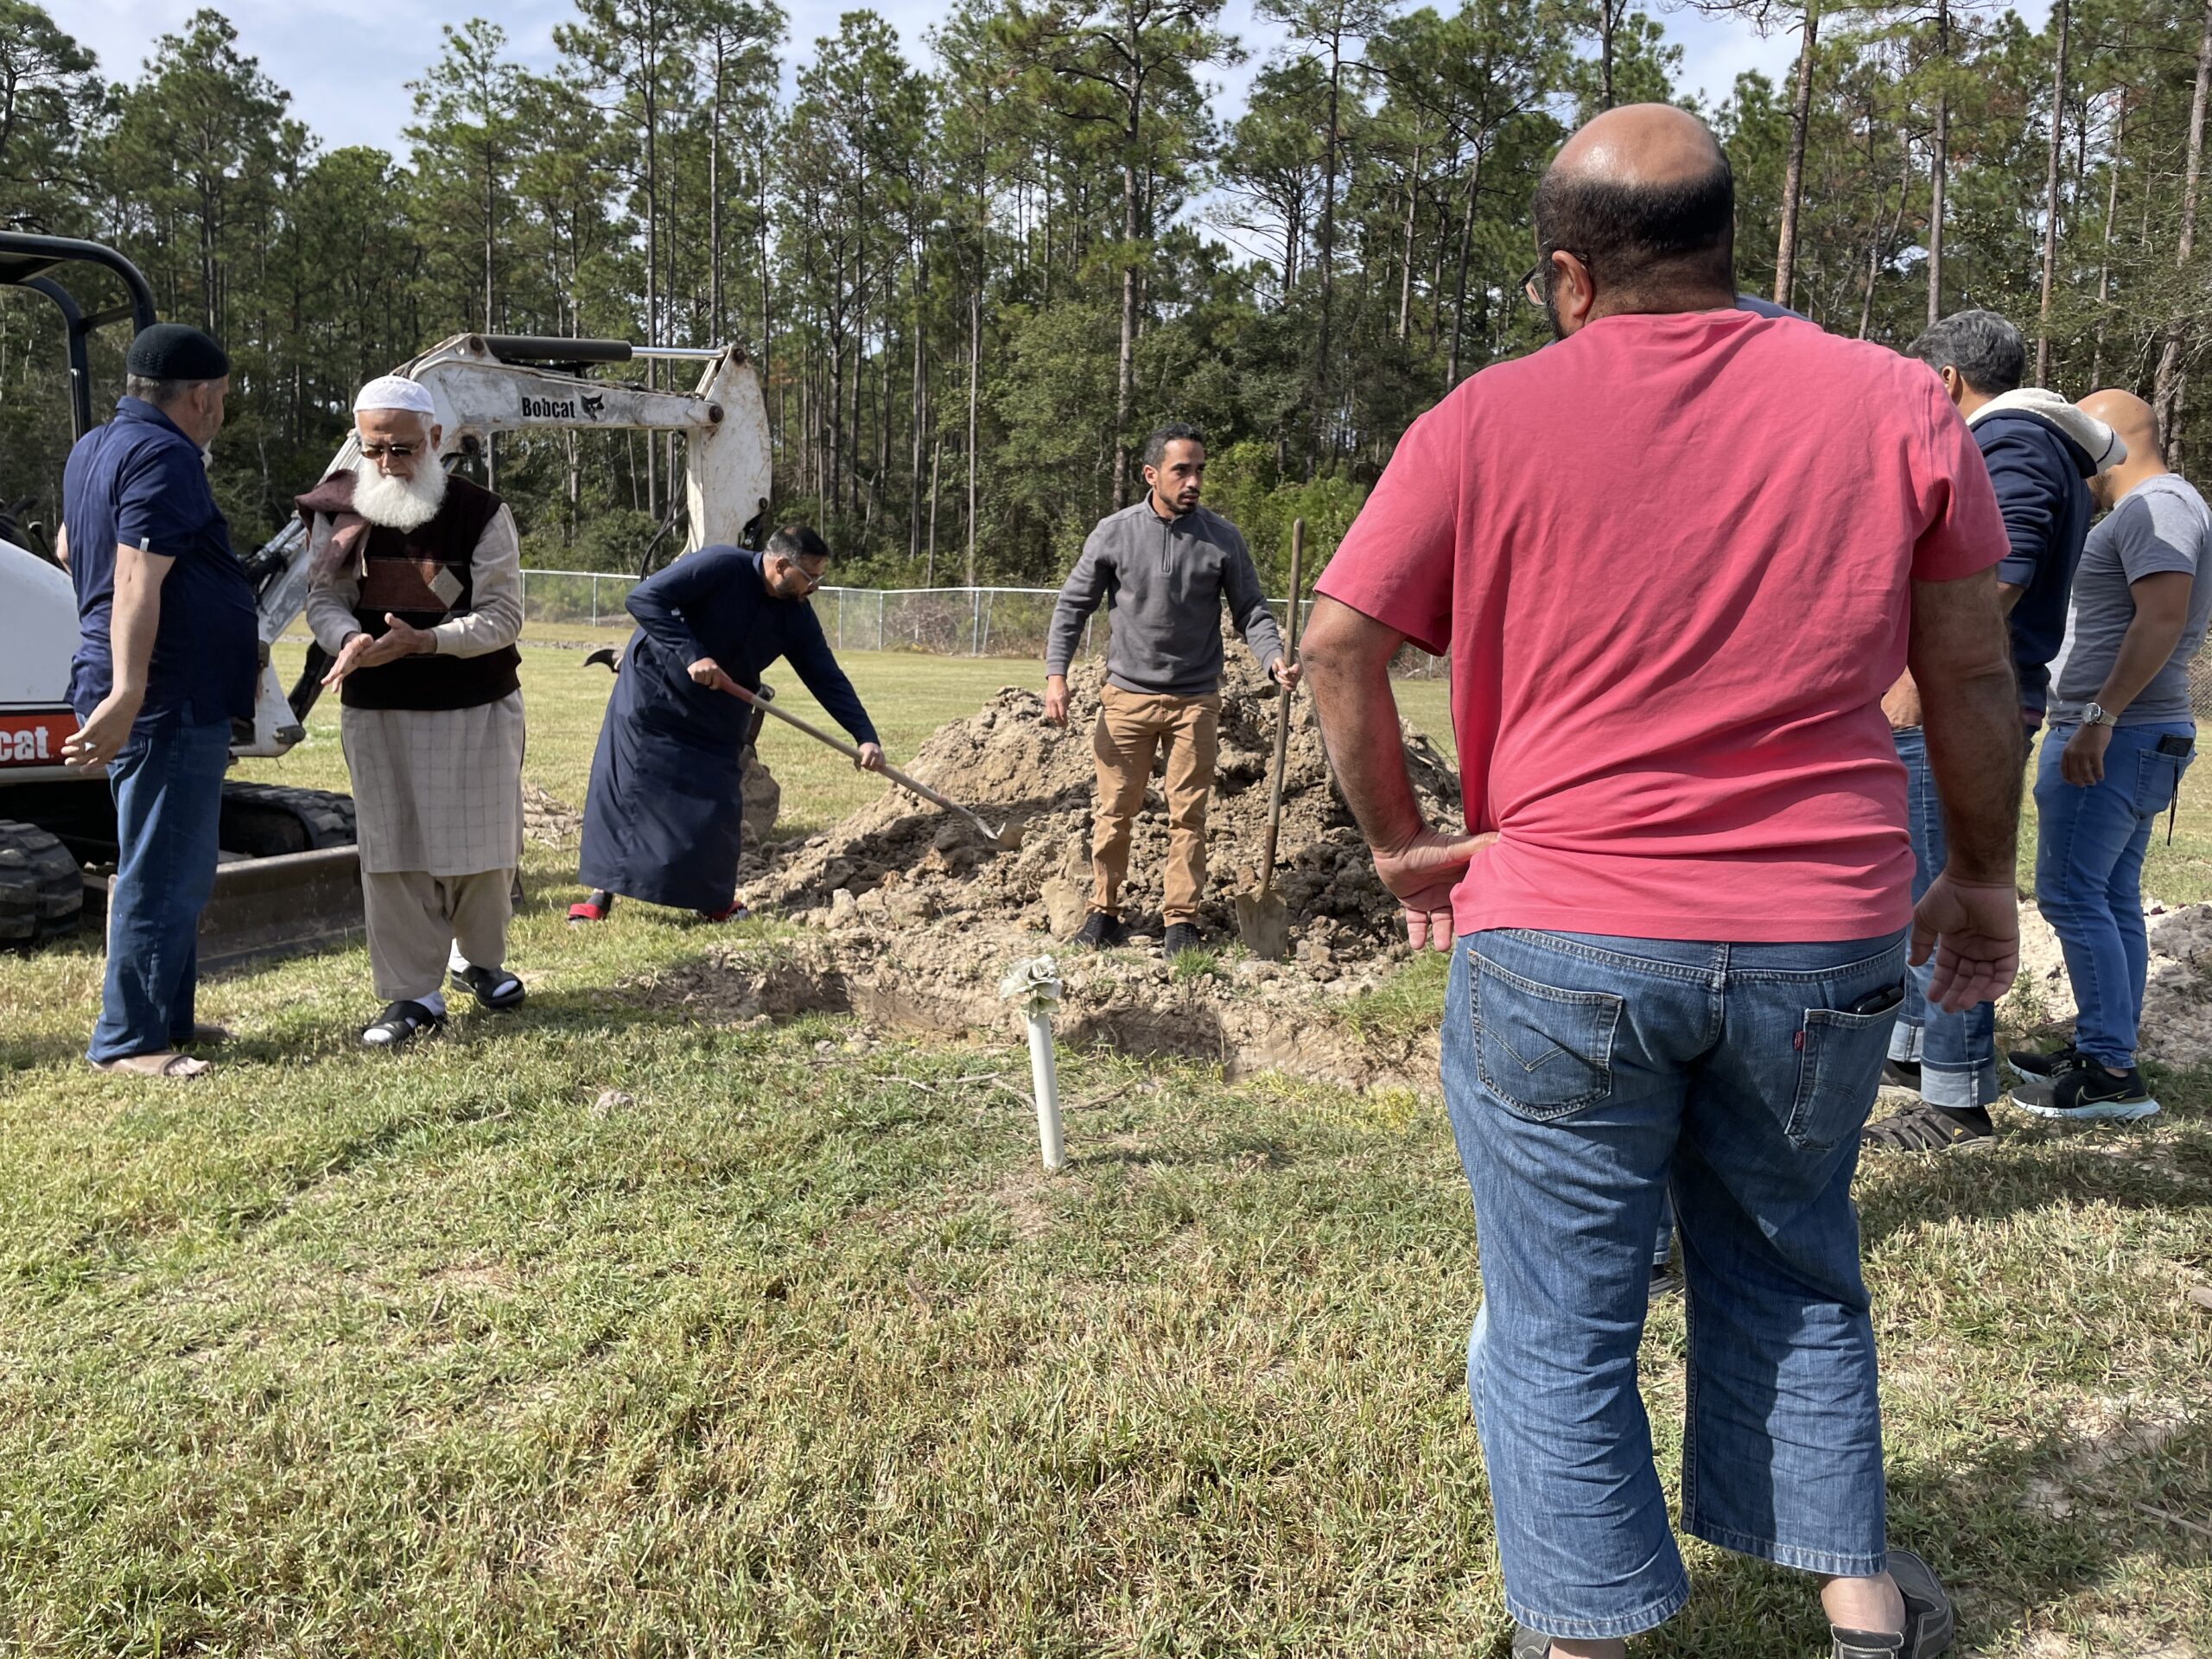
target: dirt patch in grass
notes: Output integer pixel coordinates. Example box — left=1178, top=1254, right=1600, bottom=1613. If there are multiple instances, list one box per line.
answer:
left=628, top=925, right=1445, bottom=1096
left=2005, top=899, right=2212, bottom=1067
left=742, top=633, right=1459, bottom=968
left=522, top=782, right=584, bottom=847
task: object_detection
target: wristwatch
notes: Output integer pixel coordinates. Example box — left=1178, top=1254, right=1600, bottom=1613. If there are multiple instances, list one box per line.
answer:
left=2083, top=702, right=2118, bottom=728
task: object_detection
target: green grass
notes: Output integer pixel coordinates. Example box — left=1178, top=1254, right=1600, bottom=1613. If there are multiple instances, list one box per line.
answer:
left=2, top=649, right=2207, bottom=1656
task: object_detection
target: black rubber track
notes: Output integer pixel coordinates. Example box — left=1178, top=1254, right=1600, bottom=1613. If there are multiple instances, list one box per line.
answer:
left=0, top=818, right=85, bottom=945
left=217, top=783, right=358, bottom=857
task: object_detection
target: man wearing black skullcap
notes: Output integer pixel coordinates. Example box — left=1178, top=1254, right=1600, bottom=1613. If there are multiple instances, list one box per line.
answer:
left=57, top=322, right=258, bottom=1079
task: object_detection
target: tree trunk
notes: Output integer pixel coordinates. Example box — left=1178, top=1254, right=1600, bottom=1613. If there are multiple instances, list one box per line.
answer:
left=967, top=283, right=980, bottom=587
left=1446, top=141, right=1484, bottom=390
left=1397, top=149, right=1421, bottom=342
left=2153, top=0, right=2212, bottom=453
left=2092, top=89, right=2127, bottom=387
left=1113, top=148, right=1139, bottom=507
left=1775, top=0, right=1821, bottom=309
left=926, top=433, right=941, bottom=587
left=1601, top=0, right=1617, bottom=110
left=1313, top=24, right=1342, bottom=466
left=2034, top=0, right=2072, bottom=386
left=1929, top=0, right=1948, bottom=327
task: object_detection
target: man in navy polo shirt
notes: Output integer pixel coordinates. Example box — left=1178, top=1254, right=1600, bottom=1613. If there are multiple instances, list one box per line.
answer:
left=59, top=322, right=258, bottom=1079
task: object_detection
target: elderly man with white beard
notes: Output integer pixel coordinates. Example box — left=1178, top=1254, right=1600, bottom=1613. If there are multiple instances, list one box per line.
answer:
left=301, top=376, right=528, bottom=1048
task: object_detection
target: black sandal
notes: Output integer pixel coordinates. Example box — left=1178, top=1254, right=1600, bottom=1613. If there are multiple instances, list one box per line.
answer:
left=361, top=1000, right=444, bottom=1048
left=1862, top=1101, right=1994, bottom=1154
left=450, top=964, right=526, bottom=1010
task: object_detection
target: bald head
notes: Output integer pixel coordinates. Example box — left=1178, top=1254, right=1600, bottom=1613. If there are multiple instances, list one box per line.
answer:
left=2080, top=390, right=2158, bottom=467
left=1552, top=103, right=1729, bottom=192
left=1532, top=104, right=1736, bottom=326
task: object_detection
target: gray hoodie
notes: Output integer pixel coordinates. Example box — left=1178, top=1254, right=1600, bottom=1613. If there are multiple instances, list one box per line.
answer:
left=1046, top=500, right=1286, bottom=697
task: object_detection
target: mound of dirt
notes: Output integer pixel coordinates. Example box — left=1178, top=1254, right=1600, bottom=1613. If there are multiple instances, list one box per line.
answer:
left=522, top=782, right=583, bottom=846
left=751, top=639, right=1462, bottom=963
left=2005, top=897, right=2212, bottom=1067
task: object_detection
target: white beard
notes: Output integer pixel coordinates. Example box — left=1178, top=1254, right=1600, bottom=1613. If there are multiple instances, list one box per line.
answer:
left=352, top=457, right=449, bottom=531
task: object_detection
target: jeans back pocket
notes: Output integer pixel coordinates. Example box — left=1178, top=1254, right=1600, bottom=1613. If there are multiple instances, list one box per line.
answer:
left=1472, top=955, right=1624, bottom=1122
left=1788, top=986, right=1904, bottom=1151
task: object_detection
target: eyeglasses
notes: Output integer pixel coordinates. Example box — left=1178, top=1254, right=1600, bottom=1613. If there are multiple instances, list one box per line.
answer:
left=1520, top=251, right=1587, bottom=310
left=359, top=442, right=422, bottom=460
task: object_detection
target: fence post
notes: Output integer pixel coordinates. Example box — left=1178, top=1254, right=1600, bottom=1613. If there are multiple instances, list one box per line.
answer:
left=877, top=588, right=886, bottom=652
left=971, top=588, right=982, bottom=656
left=836, top=589, right=844, bottom=651
left=589, top=575, right=599, bottom=629
left=981, top=590, right=995, bottom=655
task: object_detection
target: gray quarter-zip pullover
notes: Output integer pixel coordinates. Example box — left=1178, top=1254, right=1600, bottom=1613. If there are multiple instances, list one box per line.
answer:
left=1045, top=499, right=1286, bottom=696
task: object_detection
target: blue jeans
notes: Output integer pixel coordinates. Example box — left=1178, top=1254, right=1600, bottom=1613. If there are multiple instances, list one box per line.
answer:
left=2033, top=721, right=2194, bottom=1070
left=88, top=719, right=231, bottom=1063
left=1444, top=926, right=1907, bottom=1640
left=1886, top=728, right=1998, bottom=1108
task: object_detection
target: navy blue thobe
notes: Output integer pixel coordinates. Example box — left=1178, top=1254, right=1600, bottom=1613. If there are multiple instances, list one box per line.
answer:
left=579, top=546, right=880, bottom=911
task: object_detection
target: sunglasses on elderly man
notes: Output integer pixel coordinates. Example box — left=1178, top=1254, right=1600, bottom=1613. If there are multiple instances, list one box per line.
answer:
left=358, top=441, right=423, bottom=460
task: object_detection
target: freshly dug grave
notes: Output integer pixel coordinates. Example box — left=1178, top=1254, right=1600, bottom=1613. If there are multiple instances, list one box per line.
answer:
left=2005, top=897, right=2212, bottom=1068
left=749, top=642, right=1461, bottom=966
left=633, top=926, right=1446, bottom=1096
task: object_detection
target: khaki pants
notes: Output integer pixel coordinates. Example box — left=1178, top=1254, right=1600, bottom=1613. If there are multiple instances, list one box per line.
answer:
left=1090, top=685, right=1220, bottom=924
left=365, top=868, right=512, bottom=1002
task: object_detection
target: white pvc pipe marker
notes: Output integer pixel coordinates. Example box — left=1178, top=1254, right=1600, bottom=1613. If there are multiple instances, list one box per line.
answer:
left=999, top=956, right=1065, bottom=1171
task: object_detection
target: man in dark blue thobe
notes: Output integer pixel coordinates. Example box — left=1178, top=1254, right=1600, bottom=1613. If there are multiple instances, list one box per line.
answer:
left=571, top=525, right=883, bottom=923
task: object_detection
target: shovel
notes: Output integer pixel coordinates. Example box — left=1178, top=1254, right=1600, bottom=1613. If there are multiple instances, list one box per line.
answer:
left=1235, top=519, right=1305, bottom=961
left=718, top=679, right=1024, bottom=851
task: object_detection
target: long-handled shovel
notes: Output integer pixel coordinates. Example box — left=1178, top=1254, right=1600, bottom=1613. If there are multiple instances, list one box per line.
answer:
left=719, top=679, right=1023, bottom=851
left=1234, top=520, right=1305, bottom=961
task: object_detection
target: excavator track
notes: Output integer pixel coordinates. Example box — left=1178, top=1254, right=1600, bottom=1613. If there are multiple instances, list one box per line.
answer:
left=0, top=819, right=85, bottom=945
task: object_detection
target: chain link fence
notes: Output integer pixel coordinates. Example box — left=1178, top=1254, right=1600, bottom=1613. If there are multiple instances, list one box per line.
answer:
left=516, top=569, right=1448, bottom=675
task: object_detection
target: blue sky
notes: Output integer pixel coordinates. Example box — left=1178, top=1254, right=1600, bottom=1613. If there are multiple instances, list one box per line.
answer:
left=72, top=0, right=1828, bottom=157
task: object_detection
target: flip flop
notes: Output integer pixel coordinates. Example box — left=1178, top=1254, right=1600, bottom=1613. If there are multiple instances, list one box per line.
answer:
left=567, top=890, right=613, bottom=924
left=361, top=1000, right=444, bottom=1048
left=88, top=1052, right=211, bottom=1079
left=450, top=964, right=526, bottom=1010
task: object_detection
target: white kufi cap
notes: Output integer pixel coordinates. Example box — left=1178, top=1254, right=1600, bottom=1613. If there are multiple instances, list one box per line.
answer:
left=353, top=375, right=437, bottom=417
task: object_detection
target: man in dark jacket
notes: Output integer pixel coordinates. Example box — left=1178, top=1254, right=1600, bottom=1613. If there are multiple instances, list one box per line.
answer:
left=1867, top=309, right=2125, bottom=1154
left=1042, top=423, right=1296, bottom=956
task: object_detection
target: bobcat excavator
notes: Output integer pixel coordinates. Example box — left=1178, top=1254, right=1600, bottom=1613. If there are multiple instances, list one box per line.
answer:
left=0, top=232, right=772, bottom=967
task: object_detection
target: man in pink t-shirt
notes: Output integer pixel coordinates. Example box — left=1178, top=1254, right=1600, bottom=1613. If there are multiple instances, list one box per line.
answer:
left=1300, top=106, right=2023, bottom=1659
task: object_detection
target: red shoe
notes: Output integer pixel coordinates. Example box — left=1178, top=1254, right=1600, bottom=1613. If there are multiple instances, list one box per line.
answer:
left=696, top=900, right=749, bottom=924
left=568, top=889, right=613, bottom=924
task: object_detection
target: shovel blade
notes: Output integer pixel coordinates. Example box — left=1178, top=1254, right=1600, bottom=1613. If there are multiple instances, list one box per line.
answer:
left=1234, top=887, right=1291, bottom=961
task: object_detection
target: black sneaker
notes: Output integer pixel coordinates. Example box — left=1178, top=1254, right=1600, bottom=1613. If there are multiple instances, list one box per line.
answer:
left=2020, top=1062, right=2159, bottom=1123
left=1832, top=1548, right=1955, bottom=1657
left=1072, top=911, right=1126, bottom=950
left=1162, top=922, right=1203, bottom=956
left=1879, top=1058, right=1923, bottom=1094
left=2006, top=1041, right=2082, bottom=1084
left=1862, top=1101, right=1995, bottom=1154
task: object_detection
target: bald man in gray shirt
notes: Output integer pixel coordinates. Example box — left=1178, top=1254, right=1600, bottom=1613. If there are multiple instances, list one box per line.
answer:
left=2015, top=390, right=2212, bottom=1122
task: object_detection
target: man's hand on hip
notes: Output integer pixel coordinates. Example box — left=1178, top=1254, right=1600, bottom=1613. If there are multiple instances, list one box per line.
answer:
left=1910, top=872, right=2020, bottom=1013
left=1372, top=827, right=1491, bottom=952
left=1043, top=674, right=1070, bottom=727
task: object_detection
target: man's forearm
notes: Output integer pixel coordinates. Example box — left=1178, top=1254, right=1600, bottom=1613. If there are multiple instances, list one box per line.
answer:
left=1912, top=573, right=2022, bottom=886
left=1301, top=601, right=1424, bottom=851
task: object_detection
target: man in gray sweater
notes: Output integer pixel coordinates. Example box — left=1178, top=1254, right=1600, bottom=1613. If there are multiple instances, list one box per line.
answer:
left=1045, top=423, right=1296, bottom=954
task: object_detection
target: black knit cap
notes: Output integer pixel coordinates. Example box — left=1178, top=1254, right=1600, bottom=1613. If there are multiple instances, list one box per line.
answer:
left=125, top=322, right=229, bottom=382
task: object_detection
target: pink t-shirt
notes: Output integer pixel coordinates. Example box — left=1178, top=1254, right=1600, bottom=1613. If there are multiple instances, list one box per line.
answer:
left=1315, top=308, right=2009, bottom=944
